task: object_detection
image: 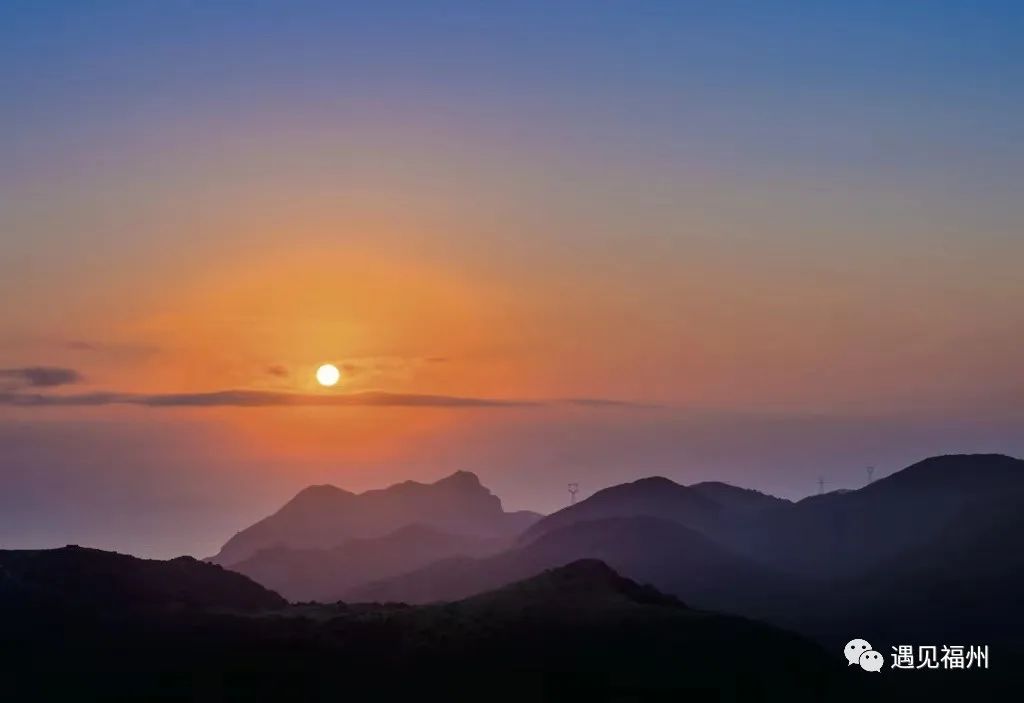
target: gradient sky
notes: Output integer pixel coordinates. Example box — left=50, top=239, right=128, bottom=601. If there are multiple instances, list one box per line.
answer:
left=2, top=1, right=1022, bottom=558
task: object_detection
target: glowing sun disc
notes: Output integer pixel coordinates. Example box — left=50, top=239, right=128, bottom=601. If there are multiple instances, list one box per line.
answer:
left=316, top=363, right=341, bottom=387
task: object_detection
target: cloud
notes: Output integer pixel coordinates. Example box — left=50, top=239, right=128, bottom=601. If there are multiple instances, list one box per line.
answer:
left=340, top=362, right=364, bottom=378
left=0, top=389, right=541, bottom=409
left=0, top=389, right=658, bottom=410
left=0, top=367, right=83, bottom=388
left=560, top=397, right=662, bottom=409
left=330, top=355, right=453, bottom=381
left=64, top=340, right=158, bottom=355
left=266, top=364, right=290, bottom=378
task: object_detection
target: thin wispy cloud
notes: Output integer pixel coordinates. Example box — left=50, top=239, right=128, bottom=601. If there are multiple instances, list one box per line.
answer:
left=336, top=355, right=450, bottom=380
left=0, top=389, right=540, bottom=409
left=0, top=367, right=82, bottom=388
left=0, top=364, right=654, bottom=409
left=0, top=388, right=654, bottom=410
left=560, top=397, right=663, bottom=409
left=64, top=340, right=160, bottom=357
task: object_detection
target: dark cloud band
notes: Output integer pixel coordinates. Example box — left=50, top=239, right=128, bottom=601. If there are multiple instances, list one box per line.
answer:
left=0, top=389, right=653, bottom=410
left=0, top=367, right=82, bottom=388
left=0, top=389, right=539, bottom=408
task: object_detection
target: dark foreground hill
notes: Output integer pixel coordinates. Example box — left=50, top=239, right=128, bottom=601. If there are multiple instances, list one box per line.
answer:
left=0, top=545, right=285, bottom=611
left=1, top=546, right=841, bottom=702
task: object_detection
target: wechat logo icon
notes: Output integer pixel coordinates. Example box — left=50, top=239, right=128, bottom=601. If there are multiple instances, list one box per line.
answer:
left=845, top=638, right=883, bottom=672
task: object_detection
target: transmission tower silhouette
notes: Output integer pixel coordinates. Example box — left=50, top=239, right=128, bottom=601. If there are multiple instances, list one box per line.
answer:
left=866, top=466, right=875, bottom=485
left=817, top=476, right=825, bottom=495
left=567, top=482, right=579, bottom=505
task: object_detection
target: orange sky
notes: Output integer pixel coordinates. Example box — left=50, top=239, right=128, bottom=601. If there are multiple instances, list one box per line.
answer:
left=2, top=1, right=1023, bottom=557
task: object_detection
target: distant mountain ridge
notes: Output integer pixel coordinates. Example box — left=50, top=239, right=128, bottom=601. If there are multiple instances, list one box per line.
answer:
left=349, top=514, right=800, bottom=616
left=210, top=470, right=541, bottom=566
left=794, top=483, right=1024, bottom=645
left=519, top=454, right=1024, bottom=582
left=350, top=453, right=1024, bottom=651
left=731, top=453, right=1024, bottom=578
left=8, top=453, right=1022, bottom=699
left=205, top=451, right=1024, bottom=658
left=520, top=474, right=790, bottom=544
left=231, top=524, right=503, bottom=602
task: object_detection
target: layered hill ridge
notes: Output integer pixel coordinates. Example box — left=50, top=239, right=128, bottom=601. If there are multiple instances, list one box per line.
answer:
left=518, top=453, right=1024, bottom=581
left=211, top=470, right=540, bottom=566
left=231, top=523, right=503, bottom=602
left=520, top=474, right=789, bottom=545
left=0, top=545, right=285, bottom=611
left=799, top=485, right=1024, bottom=644
left=2, top=547, right=839, bottom=702
left=458, top=558, right=687, bottom=610
left=201, top=452, right=1024, bottom=655
left=347, top=453, right=1024, bottom=648
left=7, top=453, right=1022, bottom=699
left=733, top=453, right=1024, bottom=578
left=349, top=514, right=798, bottom=615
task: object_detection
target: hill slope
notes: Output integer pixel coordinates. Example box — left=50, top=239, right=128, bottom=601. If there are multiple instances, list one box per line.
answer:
left=734, top=453, right=1024, bottom=578
left=349, top=515, right=801, bottom=620
left=520, top=475, right=788, bottom=545
left=211, top=470, right=540, bottom=565
left=3, top=552, right=840, bottom=702
left=230, top=524, right=503, bottom=602
left=792, top=483, right=1024, bottom=646
left=0, top=545, right=285, bottom=611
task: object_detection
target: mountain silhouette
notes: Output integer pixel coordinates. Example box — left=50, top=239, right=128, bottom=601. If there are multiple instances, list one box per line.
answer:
left=210, top=470, right=540, bottom=565
left=2, top=547, right=842, bottom=702
left=0, top=545, right=285, bottom=611
left=520, top=475, right=788, bottom=545
left=520, top=454, right=1024, bottom=585
left=349, top=515, right=800, bottom=619
left=731, top=453, right=1024, bottom=578
left=795, top=480, right=1024, bottom=646
left=8, top=455, right=1023, bottom=700
left=454, top=558, right=685, bottom=610
left=689, top=480, right=793, bottom=515
left=349, top=453, right=1024, bottom=658
left=231, top=524, right=503, bottom=602
left=418, top=560, right=840, bottom=700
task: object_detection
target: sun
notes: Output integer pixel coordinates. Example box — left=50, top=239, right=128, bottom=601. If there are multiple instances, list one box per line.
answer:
left=315, top=363, right=341, bottom=387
